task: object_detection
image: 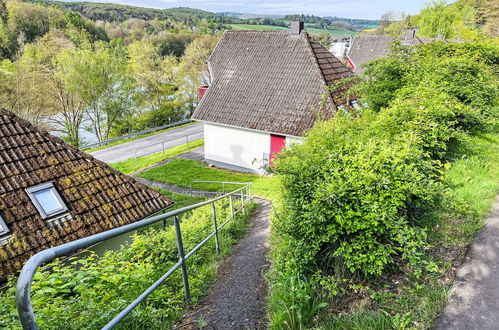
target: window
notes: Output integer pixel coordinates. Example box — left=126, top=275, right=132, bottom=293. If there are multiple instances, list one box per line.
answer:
left=26, top=182, right=68, bottom=219
left=0, top=214, right=9, bottom=237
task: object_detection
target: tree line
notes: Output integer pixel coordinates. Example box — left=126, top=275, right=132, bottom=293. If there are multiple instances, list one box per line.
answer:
left=0, top=0, right=218, bottom=147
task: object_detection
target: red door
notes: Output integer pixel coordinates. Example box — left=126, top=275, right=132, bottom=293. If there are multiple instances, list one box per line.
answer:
left=270, top=134, right=286, bottom=166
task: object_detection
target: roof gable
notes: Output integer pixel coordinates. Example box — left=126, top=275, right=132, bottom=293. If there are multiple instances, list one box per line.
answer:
left=193, top=30, right=353, bottom=137
left=0, top=108, right=172, bottom=280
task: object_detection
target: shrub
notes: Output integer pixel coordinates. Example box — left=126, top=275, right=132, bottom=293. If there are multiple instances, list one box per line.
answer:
left=269, top=40, right=498, bottom=327
left=0, top=199, right=255, bottom=329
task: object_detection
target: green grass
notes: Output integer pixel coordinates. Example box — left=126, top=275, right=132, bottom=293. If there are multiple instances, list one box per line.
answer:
left=109, top=139, right=204, bottom=175
left=303, top=23, right=356, bottom=36
left=156, top=188, right=206, bottom=210
left=227, top=23, right=355, bottom=36
left=137, top=158, right=280, bottom=201
left=228, top=24, right=288, bottom=31
left=84, top=122, right=197, bottom=152
left=0, top=198, right=258, bottom=329
left=311, top=133, right=499, bottom=329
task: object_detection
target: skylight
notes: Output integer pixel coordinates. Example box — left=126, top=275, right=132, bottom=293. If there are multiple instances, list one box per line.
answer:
left=26, top=183, right=68, bottom=219
left=0, top=214, right=9, bottom=237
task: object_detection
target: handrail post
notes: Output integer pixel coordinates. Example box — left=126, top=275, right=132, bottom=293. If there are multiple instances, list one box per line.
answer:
left=223, top=182, right=225, bottom=194
left=174, top=215, right=191, bottom=302
left=135, top=149, right=138, bottom=170
left=162, top=141, right=165, bottom=159
left=241, top=190, right=245, bottom=215
left=212, top=203, right=220, bottom=255
left=229, top=195, right=234, bottom=219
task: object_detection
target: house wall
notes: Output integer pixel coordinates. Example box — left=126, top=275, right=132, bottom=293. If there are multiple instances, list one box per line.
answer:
left=205, top=123, right=270, bottom=173
left=204, top=123, right=302, bottom=173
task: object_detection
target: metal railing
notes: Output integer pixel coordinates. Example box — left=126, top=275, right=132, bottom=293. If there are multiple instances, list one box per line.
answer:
left=190, top=181, right=252, bottom=197
left=16, top=182, right=253, bottom=330
left=80, top=120, right=193, bottom=150
left=133, top=130, right=203, bottom=170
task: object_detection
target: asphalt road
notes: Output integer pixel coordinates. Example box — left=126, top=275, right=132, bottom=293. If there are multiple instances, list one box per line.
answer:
left=89, top=123, right=204, bottom=164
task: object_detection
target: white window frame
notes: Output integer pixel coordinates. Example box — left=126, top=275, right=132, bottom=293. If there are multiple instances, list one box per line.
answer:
left=0, top=214, right=9, bottom=237
left=26, top=182, right=68, bottom=219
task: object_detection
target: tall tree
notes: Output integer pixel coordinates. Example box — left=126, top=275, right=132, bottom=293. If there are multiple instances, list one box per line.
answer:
left=177, top=35, right=218, bottom=116
left=312, top=30, right=332, bottom=49
left=128, top=39, right=180, bottom=125
left=58, top=43, right=129, bottom=142
left=416, top=0, right=475, bottom=38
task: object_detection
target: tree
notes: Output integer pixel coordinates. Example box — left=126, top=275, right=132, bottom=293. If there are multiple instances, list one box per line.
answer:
left=58, top=43, right=129, bottom=142
left=311, top=30, right=332, bottom=49
left=379, top=11, right=397, bottom=30
left=177, top=35, right=218, bottom=116
left=128, top=39, right=181, bottom=126
left=0, top=58, right=58, bottom=129
left=416, top=0, right=475, bottom=39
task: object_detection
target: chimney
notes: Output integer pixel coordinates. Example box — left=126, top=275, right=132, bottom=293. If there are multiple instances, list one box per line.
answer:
left=406, top=28, right=417, bottom=39
left=290, top=21, right=304, bottom=35
left=198, top=86, right=208, bottom=102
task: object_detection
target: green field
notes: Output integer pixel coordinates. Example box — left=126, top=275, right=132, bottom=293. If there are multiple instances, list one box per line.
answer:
left=228, top=24, right=288, bottom=31
left=228, top=23, right=356, bottom=36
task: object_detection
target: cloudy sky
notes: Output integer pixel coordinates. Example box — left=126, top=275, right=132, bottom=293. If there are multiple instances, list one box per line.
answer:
left=69, top=0, right=445, bottom=20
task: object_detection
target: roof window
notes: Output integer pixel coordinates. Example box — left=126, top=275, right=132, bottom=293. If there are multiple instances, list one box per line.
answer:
left=26, top=182, right=68, bottom=219
left=0, top=214, right=9, bottom=237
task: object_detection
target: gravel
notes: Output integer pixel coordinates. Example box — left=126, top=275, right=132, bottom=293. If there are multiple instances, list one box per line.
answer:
left=176, top=198, right=271, bottom=329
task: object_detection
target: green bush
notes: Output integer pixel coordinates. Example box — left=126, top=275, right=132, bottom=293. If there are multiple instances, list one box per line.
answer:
left=0, top=199, right=255, bottom=329
left=268, top=40, right=498, bottom=327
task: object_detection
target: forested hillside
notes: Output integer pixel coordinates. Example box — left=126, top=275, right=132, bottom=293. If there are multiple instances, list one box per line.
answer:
left=31, top=1, right=225, bottom=24
left=0, top=0, right=219, bottom=146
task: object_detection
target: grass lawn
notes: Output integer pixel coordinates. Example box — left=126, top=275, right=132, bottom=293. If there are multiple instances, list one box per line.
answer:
left=137, top=158, right=280, bottom=201
left=316, top=133, right=499, bottom=328
left=303, top=23, right=356, bottom=36
left=228, top=24, right=288, bottom=31
left=157, top=188, right=206, bottom=210
left=109, top=139, right=204, bottom=175
left=227, top=23, right=355, bottom=36
left=84, top=122, right=197, bottom=152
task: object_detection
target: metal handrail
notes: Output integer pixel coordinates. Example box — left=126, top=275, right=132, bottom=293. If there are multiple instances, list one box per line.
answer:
left=133, top=130, right=203, bottom=169
left=80, top=119, right=193, bottom=150
left=190, top=181, right=252, bottom=195
left=16, top=183, right=252, bottom=330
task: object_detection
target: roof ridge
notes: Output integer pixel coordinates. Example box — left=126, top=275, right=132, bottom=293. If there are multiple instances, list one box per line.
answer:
left=306, top=33, right=354, bottom=107
left=302, top=32, right=334, bottom=106
left=0, top=107, right=168, bottom=203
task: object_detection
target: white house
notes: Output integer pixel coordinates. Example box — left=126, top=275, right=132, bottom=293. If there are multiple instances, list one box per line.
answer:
left=193, top=22, right=354, bottom=173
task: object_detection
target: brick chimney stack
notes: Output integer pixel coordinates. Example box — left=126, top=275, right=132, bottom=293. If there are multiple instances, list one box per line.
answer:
left=290, top=21, right=304, bottom=35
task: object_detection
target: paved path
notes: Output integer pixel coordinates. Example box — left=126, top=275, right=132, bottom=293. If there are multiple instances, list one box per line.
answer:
left=176, top=198, right=271, bottom=330
left=436, top=199, right=499, bottom=330
left=89, top=123, right=204, bottom=164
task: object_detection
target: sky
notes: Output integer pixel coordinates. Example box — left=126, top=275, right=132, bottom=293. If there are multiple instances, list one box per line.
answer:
left=69, top=0, right=442, bottom=20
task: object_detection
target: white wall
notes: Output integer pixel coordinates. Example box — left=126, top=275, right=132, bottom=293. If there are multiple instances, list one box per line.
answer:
left=204, top=123, right=271, bottom=173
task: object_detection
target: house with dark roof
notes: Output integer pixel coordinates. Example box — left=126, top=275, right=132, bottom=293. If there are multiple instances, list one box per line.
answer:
left=0, top=108, right=172, bottom=281
left=346, top=29, right=460, bottom=73
left=192, top=22, right=354, bottom=173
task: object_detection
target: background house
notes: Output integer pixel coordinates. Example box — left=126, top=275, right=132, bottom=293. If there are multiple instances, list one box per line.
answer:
left=0, top=108, right=172, bottom=281
left=346, top=28, right=460, bottom=73
left=193, top=22, right=354, bottom=173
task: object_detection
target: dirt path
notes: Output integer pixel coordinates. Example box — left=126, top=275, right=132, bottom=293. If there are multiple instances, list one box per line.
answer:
left=176, top=198, right=271, bottom=330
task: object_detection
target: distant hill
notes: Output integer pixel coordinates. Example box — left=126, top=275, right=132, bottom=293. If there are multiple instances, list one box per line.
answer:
left=30, top=1, right=223, bottom=22
left=219, top=12, right=285, bottom=19
left=28, top=1, right=379, bottom=33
